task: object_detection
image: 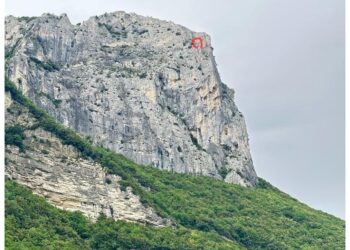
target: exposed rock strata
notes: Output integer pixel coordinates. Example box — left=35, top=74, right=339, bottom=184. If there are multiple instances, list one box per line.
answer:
left=5, top=100, right=167, bottom=226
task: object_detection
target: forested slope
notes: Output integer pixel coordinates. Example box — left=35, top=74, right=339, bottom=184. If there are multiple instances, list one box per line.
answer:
left=5, top=78, right=345, bottom=249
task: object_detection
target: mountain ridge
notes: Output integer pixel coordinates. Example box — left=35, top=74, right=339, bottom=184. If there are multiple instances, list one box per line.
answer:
left=4, top=11, right=345, bottom=249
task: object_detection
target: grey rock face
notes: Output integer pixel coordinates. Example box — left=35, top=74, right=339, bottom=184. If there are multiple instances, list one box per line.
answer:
left=5, top=100, right=167, bottom=226
left=5, top=11, right=257, bottom=186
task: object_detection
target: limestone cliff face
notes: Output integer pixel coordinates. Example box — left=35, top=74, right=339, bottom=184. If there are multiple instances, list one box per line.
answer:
left=5, top=97, right=167, bottom=226
left=5, top=11, right=257, bottom=186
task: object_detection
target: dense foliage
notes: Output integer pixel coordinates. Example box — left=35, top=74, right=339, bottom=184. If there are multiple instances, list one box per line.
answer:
left=5, top=125, right=26, bottom=152
left=5, top=78, right=345, bottom=249
left=5, top=180, right=240, bottom=250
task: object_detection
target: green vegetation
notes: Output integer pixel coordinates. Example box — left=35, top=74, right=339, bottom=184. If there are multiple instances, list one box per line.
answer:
left=98, top=23, right=127, bottom=38
left=29, top=57, right=60, bottom=72
left=190, top=133, right=204, bottom=151
left=17, top=16, right=36, bottom=23
left=5, top=180, right=240, bottom=250
left=5, top=77, right=345, bottom=249
left=39, top=91, right=62, bottom=108
left=5, top=39, right=22, bottom=60
left=218, top=166, right=229, bottom=179
left=5, top=125, right=26, bottom=152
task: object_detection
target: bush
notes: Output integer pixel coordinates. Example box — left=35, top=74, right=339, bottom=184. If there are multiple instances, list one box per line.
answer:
left=190, top=133, right=204, bottom=151
left=29, top=57, right=60, bottom=72
left=218, top=166, right=229, bottom=179
left=18, top=16, right=36, bottom=23
left=5, top=125, right=26, bottom=152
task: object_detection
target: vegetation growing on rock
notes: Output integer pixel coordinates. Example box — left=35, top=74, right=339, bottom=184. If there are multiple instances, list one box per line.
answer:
left=5, top=78, right=345, bottom=249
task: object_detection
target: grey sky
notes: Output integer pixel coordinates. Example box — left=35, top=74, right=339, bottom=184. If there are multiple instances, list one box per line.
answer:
left=6, top=0, right=345, bottom=218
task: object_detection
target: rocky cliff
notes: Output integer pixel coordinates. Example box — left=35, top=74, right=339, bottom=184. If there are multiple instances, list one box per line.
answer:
left=5, top=92, right=167, bottom=226
left=5, top=11, right=257, bottom=186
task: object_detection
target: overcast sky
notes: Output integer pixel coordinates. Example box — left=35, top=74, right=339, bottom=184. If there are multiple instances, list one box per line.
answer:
left=6, top=0, right=345, bottom=218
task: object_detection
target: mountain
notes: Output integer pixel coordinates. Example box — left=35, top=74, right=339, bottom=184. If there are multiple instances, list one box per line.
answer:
left=5, top=11, right=256, bottom=186
left=5, top=78, right=345, bottom=249
left=4, top=11, right=345, bottom=249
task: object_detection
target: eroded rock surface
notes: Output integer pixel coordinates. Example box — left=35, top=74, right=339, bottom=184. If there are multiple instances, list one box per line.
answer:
left=5, top=11, right=257, bottom=186
left=5, top=100, right=167, bottom=226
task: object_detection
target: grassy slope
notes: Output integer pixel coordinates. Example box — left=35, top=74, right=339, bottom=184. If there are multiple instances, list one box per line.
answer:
left=5, top=78, right=345, bottom=249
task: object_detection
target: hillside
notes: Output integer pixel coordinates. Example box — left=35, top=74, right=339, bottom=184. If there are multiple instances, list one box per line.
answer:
left=5, top=78, right=345, bottom=249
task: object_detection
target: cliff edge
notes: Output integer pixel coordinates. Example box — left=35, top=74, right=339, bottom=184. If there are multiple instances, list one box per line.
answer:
left=5, top=11, right=257, bottom=186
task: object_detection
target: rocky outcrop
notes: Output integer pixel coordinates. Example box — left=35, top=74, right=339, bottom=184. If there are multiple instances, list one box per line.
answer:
left=5, top=11, right=257, bottom=186
left=5, top=99, right=167, bottom=226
